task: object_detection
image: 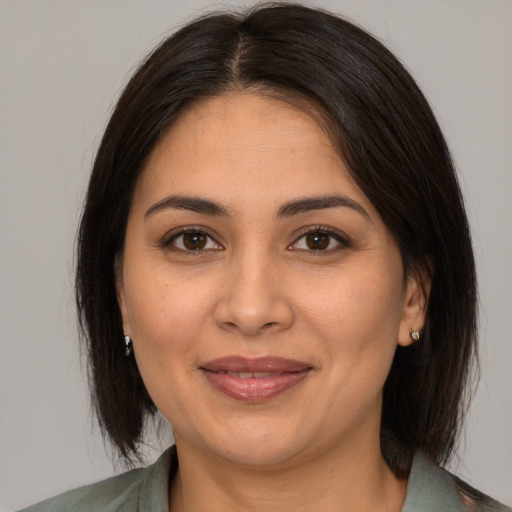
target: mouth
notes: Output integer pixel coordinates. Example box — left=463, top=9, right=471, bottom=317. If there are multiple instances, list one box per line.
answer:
left=200, top=356, right=313, bottom=402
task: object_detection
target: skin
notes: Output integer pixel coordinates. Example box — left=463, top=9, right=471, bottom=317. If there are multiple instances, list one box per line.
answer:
left=117, top=93, right=428, bottom=512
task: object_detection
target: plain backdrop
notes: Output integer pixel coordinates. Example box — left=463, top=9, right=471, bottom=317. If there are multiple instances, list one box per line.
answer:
left=1, top=1, right=511, bottom=510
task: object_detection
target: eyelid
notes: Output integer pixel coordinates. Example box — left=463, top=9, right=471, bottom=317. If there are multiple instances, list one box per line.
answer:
left=163, top=226, right=224, bottom=251
left=288, top=225, right=351, bottom=251
left=161, top=224, right=350, bottom=253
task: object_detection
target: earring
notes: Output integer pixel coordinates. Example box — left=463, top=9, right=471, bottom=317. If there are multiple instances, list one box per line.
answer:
left=124, top=335, right=133, bottom=357
left=409, top=328, right=420, bottom=342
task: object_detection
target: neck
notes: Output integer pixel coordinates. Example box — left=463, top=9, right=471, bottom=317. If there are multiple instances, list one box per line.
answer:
left=169, top=432, right=407, bottom=512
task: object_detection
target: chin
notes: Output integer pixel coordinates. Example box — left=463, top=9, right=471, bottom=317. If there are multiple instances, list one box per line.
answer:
left=212, top=440, right=307, bottom=469
left=159, top=399, right=308, bottom=467
left=176, top=420, right=312, bottom=469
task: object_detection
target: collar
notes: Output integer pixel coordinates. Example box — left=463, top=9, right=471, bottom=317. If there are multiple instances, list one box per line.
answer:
left=402, top=452, right=463, bottom=512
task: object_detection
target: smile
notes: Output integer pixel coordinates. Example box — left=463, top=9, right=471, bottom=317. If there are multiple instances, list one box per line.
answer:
left=223, top=371, right=284, bottom=379
left=200, top=356, right=312, bottom=402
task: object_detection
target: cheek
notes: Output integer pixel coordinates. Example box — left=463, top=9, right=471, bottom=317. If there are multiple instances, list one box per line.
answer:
left=122, top=261, right=212, bottom=355
left=295, top=258, right=404, bottom=395
left=301, top=270, right=403, bottom=343
left=121, top=268, right=212, bottom=414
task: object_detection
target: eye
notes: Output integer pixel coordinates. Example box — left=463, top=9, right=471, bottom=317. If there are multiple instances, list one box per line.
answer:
left=289, top=228, right=349, bottom=252
left=167, top=229, right=223, bottom=251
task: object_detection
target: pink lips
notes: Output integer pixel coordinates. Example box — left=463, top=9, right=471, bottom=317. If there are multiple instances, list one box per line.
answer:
left=200, top=356, right=312, bottom=402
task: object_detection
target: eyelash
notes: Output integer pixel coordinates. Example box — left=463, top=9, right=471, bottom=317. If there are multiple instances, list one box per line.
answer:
left=163, top=225, right=351, bottom=254
left=289, top=226, right=351, bottom=253
left=164, top=227, right=223, bottom=253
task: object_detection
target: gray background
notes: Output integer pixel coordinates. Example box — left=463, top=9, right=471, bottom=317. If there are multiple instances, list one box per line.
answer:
left=1, top=1, right=511, bottom=510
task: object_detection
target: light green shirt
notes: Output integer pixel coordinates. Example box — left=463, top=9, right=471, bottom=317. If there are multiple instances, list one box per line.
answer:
left=19, top=447, right=511, bottom=511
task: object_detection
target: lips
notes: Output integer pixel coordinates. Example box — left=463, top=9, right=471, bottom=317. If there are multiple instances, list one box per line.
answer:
left=200, top=356, right=312, bottom=402
left=223, top=371, right=285, bottom=379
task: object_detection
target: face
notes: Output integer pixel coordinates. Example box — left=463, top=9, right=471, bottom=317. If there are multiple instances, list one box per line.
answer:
left=117, top=93, right=427, bottom=469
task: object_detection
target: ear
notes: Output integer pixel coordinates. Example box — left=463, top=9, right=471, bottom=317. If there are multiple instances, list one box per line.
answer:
left=114, top=253, right=132, bottom=338
left=398, top=270, right=430, bottom=347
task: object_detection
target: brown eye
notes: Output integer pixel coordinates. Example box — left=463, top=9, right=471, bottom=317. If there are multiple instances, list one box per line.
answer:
left=305, top=232, right=330, bottom=250
left=289, top=228, right=349, bottom=252
left=168, top=230, right=222, bottom=251
left=183, top=232, right=207, bottom=250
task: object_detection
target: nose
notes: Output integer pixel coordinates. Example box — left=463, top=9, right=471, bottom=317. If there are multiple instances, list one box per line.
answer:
left=213, top=250, right=294, bottom=337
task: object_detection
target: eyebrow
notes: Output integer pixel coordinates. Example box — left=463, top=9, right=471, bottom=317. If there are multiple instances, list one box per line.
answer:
left=277, top=195, right=371, bottom=221
left=144, top=194, right=370, bottom=221
left=144, top=195, right=230, bottom=219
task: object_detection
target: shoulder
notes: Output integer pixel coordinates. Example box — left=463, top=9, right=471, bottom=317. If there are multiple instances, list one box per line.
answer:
left=404, top=452, right=512, bottom=512
left=18, top=448, right=175, bottom=512
left=18, top=468, right=144, bottom=512
left=453, top=476, right=512, bottom=512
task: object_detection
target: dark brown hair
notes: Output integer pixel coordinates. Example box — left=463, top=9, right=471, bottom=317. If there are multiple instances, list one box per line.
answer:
left=76, top=3, right=477, bottom=475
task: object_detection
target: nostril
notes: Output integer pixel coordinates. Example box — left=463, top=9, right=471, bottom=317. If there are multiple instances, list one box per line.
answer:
left=213, top=292, right=294, bottom=336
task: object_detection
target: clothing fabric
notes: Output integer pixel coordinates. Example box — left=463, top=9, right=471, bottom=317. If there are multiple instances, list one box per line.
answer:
left=19, top=446, right=511, bottom=511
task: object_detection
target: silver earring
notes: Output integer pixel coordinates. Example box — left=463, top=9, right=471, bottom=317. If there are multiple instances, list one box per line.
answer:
left=124, top=335, right=133, bottom=357
left=409, top=328, right=420, bottom=342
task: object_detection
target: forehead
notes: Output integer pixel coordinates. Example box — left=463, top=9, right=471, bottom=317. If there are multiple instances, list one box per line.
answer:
left=133, top=93, right=372, bottom=215
left=149, top=93, right=338, bottom=163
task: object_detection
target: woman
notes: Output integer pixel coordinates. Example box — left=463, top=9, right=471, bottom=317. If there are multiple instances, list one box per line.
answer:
left=19, top=3, right=510, bottom=511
